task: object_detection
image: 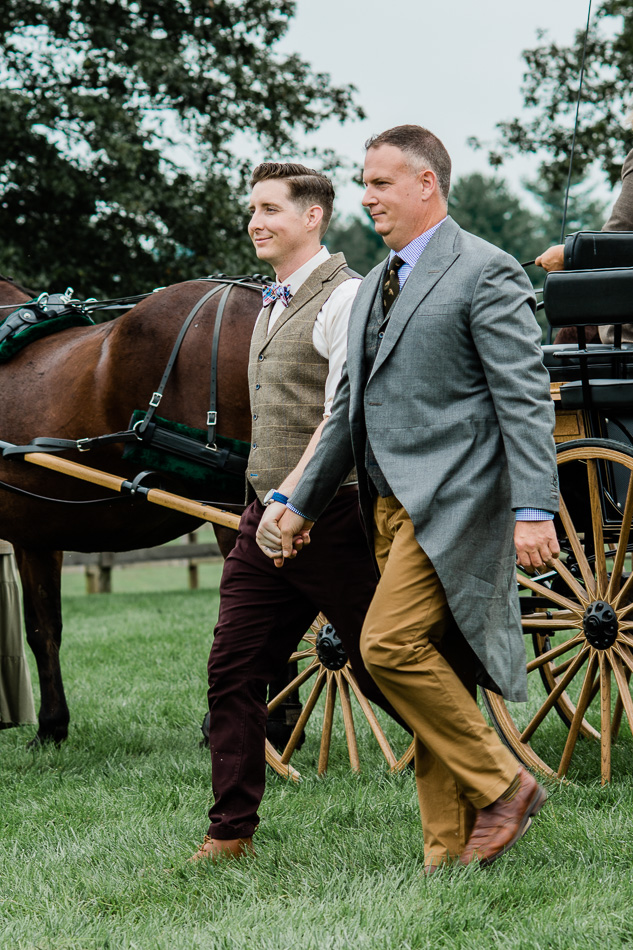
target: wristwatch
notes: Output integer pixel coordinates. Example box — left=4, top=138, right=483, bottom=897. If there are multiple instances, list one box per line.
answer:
left=263, top=489, right=289, bottom=506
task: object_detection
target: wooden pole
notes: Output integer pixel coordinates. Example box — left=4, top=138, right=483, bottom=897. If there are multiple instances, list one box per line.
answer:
left=21, top=451, right=241, bottom=531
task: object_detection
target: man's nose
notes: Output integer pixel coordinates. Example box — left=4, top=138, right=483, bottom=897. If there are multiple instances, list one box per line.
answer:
left=362, top=188, right=374, bottom=207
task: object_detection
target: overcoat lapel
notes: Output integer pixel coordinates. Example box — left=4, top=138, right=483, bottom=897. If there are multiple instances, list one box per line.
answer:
left=368, top=218, right=460, bottom=381
left=345, top=263, right=384, bottom=385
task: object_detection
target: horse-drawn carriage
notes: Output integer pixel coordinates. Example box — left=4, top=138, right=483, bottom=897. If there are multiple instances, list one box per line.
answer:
left=3, top=239, right=633, bottom=788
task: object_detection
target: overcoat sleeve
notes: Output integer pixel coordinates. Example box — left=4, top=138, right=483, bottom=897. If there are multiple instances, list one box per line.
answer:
left=470, top=253, right=559, bottom=513
left=288, top=360, right=356, bottom=522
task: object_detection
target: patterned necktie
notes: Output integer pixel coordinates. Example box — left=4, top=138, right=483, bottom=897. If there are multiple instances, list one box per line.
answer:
left=382, top=255, right=404, bottom=315
left=262, top=283, right=292, bottom=308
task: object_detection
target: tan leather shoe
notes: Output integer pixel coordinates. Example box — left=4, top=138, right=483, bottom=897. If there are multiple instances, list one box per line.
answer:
left=459, top=767, right=547, bottom=868
left=189, top=835, right=254, bottom=863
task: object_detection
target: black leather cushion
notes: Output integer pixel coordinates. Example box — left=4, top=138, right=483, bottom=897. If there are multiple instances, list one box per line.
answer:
left=564, top=231, right=633, bottom=270
left=544, top=268, right=633, bottom=327
left=559, top=378, right=633, bottom=409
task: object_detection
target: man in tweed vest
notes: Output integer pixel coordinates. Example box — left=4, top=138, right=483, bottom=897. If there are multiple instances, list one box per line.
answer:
left=191, top=162, right=399, bottom=862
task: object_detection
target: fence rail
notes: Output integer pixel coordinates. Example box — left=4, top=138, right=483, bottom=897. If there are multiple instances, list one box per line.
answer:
left=62, top=530, right=222, bottom=593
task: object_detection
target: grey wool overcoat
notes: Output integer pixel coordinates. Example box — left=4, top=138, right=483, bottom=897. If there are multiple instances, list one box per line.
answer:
left=290, top=216, right=559, bottom=702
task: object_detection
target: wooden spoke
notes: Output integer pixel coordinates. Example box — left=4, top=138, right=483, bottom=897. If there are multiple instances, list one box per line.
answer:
left=599, top=653, right=612, bottom=785
left=521, top=614, right=583, bottom=631
left=520, top=645, right=589, bottom=742
left=265, top=740, right=301, bottom=782
left=557, top=491, right=597, bottom=597
left=317, top=673, right=337, bottom=775
left=612, top=666, right=632, bottom=740
left=344, top=668, right=399, bottom=769
left=610, top=653, right=633, bottom=739
left=338, top=674, right=360, bottom=772
left=607, top=470, right=633, bottom=602
left=558, top=652, right=598, bottom=778
left=280, top=668, right=327, bottom=765
left=267, top=658, right=320, bottom=713
left=551, top=655, right=579, bottom=677
left=587, top=459, right=608, bottom=596
left=517, top=572, right=584, bottom=613
left=615, top=643, right=633, bottom=677
left=551, top=556, right=591, bottom=606
left=526, top=633, right=584, bottom=673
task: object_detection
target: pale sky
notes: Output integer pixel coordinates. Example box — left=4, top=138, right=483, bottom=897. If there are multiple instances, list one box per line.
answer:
left=277, top=0, right=599, bottom=216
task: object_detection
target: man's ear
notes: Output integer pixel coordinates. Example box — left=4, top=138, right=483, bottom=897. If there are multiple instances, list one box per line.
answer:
left=419, top=168, right=437, bottom=201
left=305, top=204, right=324, bottom=233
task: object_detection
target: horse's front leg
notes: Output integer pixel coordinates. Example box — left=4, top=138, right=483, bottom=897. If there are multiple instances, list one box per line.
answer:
left=13, top=546, right=69, bottom=745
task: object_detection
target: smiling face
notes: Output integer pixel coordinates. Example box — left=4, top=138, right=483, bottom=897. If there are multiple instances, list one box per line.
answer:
left=362, top=144, right=445, bottom=251
left=247, top=178, right=323, bottom=281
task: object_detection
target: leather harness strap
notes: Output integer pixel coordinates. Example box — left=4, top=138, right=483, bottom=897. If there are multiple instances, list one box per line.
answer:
left=2, top=277, right=266, bottom=464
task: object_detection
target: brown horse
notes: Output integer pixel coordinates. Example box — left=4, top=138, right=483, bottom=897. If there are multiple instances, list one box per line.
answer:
left=0, top=273, right=261, bottom=744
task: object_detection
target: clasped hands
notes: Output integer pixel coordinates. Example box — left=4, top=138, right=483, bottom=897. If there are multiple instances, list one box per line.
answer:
left=257, top=503, right=561, bottom=574
left=256, top=502, right=312, bottom=568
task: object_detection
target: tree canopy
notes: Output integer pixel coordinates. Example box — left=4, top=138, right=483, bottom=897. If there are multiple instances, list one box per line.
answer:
left=479, top=0, right=633, bottom=191
left=0, top=0, right=363, bottom=295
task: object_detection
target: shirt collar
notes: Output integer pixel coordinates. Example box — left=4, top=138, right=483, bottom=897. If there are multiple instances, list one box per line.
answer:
left=389, top=217, right=447, bottom=269
left=276, top=246, right=330, bottom=295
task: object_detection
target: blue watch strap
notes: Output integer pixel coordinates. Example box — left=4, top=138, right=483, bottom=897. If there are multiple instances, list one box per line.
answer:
left=269, top=490, right=288, bottom=505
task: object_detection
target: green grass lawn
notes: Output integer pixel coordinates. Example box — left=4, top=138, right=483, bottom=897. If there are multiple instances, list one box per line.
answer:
left=2, top=564, right=633, bottom=949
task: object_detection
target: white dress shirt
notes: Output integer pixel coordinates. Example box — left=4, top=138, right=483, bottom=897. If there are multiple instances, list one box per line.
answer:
left=256, top=246, right=361, bottom=417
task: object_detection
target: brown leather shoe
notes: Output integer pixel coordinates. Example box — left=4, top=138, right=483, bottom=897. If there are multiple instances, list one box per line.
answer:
left=189, top=835, right=254, bottom=863
left=459, top=767, right=547, bottom=868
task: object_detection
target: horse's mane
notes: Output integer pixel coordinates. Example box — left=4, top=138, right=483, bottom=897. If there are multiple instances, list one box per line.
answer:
left=0, top=272, right=36, bottom=297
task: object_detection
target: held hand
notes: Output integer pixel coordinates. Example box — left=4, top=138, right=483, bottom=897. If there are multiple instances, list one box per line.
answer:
left=514, top=520, right=560, bottom=573
left=256, top=505, right=313, bottom=568
left=535, top=244, right=565, bottom=272
left=278, top=509, right=313, bottom=564
left=256, top=502, right=287, bottom=563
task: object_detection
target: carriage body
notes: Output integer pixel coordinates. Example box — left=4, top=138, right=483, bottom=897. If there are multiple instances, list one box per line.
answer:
left=483, top=259, right=633, bottom=784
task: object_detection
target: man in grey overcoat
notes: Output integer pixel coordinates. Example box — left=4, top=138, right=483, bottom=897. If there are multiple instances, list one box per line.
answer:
left=257, top=125, right=560, bottom=872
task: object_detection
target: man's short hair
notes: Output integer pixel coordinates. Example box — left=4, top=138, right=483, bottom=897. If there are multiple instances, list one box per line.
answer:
left=365, top=125, right=452, bottom=202
left=250, top=163, right=335, bottom=237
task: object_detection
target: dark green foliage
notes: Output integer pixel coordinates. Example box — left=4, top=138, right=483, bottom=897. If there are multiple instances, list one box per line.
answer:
left=479, top=1, right=633, bottom=191
left=0, top=1, right=362, bottom=295
left=327, top=211, right=387, bottom=276
left=449, top=173, right=543, bottom=262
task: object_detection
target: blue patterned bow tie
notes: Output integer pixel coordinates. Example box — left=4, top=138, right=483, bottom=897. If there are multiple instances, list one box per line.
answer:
left=262, top=283, right=292, bottom=308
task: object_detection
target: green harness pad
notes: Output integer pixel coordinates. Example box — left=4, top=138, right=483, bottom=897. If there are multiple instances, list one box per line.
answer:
left=122, top=410, right=250, bottom=491
left=0, top=311, right=95, bottom=363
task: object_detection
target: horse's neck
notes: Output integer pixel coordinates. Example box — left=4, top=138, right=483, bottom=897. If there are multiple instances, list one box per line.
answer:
left=0, top=278, right=31, bottom=308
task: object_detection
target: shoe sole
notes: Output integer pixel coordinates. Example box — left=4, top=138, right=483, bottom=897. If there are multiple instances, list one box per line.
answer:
left=476, top=784, right=548, bottom=869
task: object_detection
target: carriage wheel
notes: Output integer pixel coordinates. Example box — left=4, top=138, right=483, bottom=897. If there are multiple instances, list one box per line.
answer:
left=265, top=613, right=414, bottom=781
left=483, top=439, right=633, bottom=784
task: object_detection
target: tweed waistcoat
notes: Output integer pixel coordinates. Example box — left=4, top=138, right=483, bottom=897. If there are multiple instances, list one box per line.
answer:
left=247, top=253, right=356, bottom=502
left=363, top=271, right=393, bottom=497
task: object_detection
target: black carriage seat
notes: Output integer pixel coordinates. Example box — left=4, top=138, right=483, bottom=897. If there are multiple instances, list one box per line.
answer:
left=543, top=265, right=633, bottom=411
left=542, top=344, right=633, bottom=409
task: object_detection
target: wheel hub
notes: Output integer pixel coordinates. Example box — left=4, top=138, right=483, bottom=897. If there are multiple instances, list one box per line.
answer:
left=582, top=600, right=619, bottom=650
left=315, top=623, right=348, bottom=670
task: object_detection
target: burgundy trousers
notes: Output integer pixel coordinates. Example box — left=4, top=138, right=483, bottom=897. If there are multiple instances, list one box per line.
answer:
left=206, top=491, right=394, bottom=840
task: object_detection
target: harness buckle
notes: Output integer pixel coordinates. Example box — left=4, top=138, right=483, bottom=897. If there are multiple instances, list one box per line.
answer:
left=149, top=392, right=162, bottom=408
left=207, top=410, right=217, bottom=426
left=76, top=438, right=91, bottom=452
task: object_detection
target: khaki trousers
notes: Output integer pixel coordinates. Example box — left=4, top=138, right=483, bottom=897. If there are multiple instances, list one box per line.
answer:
left=360, top=496, right=517, bottom=867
